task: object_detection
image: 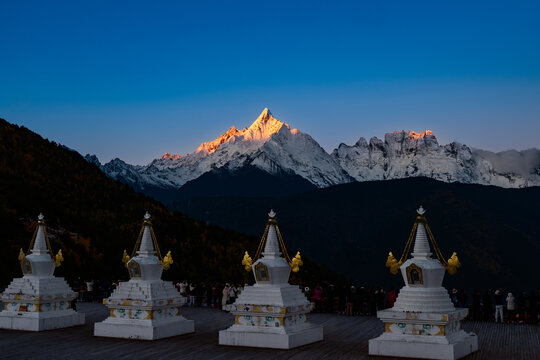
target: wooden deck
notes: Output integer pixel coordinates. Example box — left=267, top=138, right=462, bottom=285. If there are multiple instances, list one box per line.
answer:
left=0, top=303, right=538, bottom=360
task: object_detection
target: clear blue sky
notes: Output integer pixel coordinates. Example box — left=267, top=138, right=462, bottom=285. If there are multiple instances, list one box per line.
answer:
left=1, top=1, right=539, bottom=164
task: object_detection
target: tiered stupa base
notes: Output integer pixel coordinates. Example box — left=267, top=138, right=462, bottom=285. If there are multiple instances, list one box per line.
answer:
left=219, top=285, right=323, bottom=349
left=368, top=308, right=478, bottom=360
left=0, top=277, right=85, bottom=331
left=94, top=280, right=194, bottom=340
left=95, top=317, right=194, bottom=340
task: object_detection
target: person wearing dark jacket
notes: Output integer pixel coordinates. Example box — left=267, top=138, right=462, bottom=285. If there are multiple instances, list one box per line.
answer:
left=482, top=290, right=492, bottom=321
left=494, top=289, right=504, bottom=322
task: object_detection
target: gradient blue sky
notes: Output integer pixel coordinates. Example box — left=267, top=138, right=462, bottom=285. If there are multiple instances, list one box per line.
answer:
left=1, top=1, right=539, bottom=164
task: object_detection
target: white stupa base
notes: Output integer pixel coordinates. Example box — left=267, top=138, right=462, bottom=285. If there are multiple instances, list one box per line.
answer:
left=219, top=323, right=323, bottom=349
left=0, top=310, right=85, bottom=331
left=369, top=307, right=477, bottom=360
left=94, top=317, right=195, bottom=340
left=369, top=331, right=478, bottom=360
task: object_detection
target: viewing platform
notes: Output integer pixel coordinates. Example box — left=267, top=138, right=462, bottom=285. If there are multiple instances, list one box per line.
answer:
left=0, top=302, right=537, bottom=359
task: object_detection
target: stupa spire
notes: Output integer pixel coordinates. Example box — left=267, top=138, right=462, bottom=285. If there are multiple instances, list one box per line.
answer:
left=411, top=207, right=432, bottom=259
left=137, top=212, right=156, bottom=257
left=386, top=205, right=461, bottom=276
left=31, top=213, right=49, bottom=255
left=262, top=210, right=281, bottom=258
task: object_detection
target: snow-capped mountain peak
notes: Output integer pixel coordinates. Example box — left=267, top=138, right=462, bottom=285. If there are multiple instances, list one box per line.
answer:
left=195, top=125, right=244, bottom=155
left=242, top=108, right=292, bottom=141
left=191, top=108, right=291, bottom=155
left=97, top=108, right=351, bottom=189
left=93, top=111, right=540, bottom=195
left=161, top=152, right=182, bottom=160
left=332, top=130, right=540, bottom=187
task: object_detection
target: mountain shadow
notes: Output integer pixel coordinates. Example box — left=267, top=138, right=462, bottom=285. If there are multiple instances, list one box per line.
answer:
left=172, top=166, right=317, bottom=203
left=172, top=177, right=540, bottom=292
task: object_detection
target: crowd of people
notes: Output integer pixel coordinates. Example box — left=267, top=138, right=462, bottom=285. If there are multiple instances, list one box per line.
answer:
left=174, top=281, right=245, bottom=309
left=67, top=278, right=540, bottom=325
left=465, top=288, right=539, bottom=324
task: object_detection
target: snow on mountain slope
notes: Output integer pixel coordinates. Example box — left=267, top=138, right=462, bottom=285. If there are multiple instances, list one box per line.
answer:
left=98, top=108, right=352, bottom=189
left=332, top=130, right=540, bottom=188
left=472, top=148, right=540, bottom=187
left=88, top=109, right=539, bottom=192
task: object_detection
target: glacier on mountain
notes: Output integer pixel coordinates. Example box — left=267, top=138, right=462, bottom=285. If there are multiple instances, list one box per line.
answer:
left=332, top=130, right=540, bottom=188
left=86, top=109, right=540, bottom=192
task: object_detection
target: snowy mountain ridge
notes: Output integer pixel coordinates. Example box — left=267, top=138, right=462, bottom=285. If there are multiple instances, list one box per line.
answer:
left=87, top=108, right=540, bottom=193
left=332, top=130, right=540, bottom=188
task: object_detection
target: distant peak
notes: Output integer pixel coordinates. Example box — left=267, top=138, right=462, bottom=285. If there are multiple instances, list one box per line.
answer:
left=408, top=130, right=434, bottom=139
left=390, top=130, right=435, bottom=140
left=161, top=152, right=181, bottom=160
left=195, top=125, right=243, bottom=154
left=259, top=107, right=272, bottom=120
left=191, top=108, right=297, bottom=155
left=246, top=108, right=291, bottom=140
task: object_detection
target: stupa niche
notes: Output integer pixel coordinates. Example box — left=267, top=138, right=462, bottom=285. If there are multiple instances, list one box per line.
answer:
left=94, top=212, right=194, bottom=340
left=219, top=209, right=323, bottom=349
left=0, top=214, right=85, bottom=331
left=369, top=207, right=478, bottom=360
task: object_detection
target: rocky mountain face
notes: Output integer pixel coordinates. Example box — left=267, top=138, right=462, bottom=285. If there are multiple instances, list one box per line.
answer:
left=88, top=109, right=540, bottom=199
left=92, top=108, right=352, bottom=193
left=332, top=131, right=540, bottom=188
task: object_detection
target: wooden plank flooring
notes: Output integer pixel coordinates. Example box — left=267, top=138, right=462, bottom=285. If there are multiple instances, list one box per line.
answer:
left=0, top=303, right=538, bottom=360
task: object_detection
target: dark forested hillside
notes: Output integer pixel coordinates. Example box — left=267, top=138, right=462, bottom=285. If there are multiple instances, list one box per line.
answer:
left=173, top=178, right=540, bottom=291
left=172, top=166, right=317, bottom=203
left=0, top=119, right=344, bottom=287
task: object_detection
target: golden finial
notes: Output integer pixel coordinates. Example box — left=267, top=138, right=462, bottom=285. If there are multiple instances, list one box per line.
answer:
left=54, top=249, right=64, bottom=267
left=445, top=252, right=461, bottom=275
left=161, top=250, right=173, bottom=270
left=18, top=248, right=25, bottom=261
left=385, top=252, right=402, bottom=274
left=242, top=251, right=253, bottom=272
left=122, top=250, right=130, bottom=265
left=290, top=251, right=303, bottom=273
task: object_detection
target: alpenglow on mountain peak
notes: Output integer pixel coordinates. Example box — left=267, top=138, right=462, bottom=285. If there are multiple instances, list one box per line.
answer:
left=193, top=108, right=293, bottom=155
left=92, top=109, right=540, bottom=195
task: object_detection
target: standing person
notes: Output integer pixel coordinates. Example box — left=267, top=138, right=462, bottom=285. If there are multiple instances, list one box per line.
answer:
left=388, top=288, right=397, bottom=309
left=537, top=289, right=540, bottom=324
left=376, top=288, right=385, bottom=311
left=494, top=289, right=504, bottom=322
left=369, top=287, right=377, bottom=316
left=482, top=290, right=492, bottom=321
left=472, top=290, right=481, bottom=321
left=451, top=289, right=459, bottom=307
left=188, top=283, right=196, bottom=307
left=79, top=282, right=86, bottom=302
left=196, top=282, right=204, bottom=307
left=345, top=286, right=354, bottom=316
left=458, top=289, right=468, bottom=310
left=179, top=280, right=188, bottom=304
left=358, top=287, right=366, bottom=315
left=506, top=292, right=515, bottom=323
left=313, top=284, right=323, bottom=313
left=516, top=291, right=526, bottom=323
left=73, top=277, right=81, bottom=301
left=211, top=283, right=218, bottom=308
left=528, top=290, right=537, bottom=325
left=222, top=284, right=230, bottom=310
left=86, top=279, right=94, bottom=303
left=228, top=284, right=237, bottom=305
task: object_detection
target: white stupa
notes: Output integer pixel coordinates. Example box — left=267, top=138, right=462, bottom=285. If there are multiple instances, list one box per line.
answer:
left=0, top=214, right=85, bottom=331
left=369, top=206, right=478, bottom=360
left=94, top=212, right=194, bottom=340
left=219, top=209, right=323, bottom=349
